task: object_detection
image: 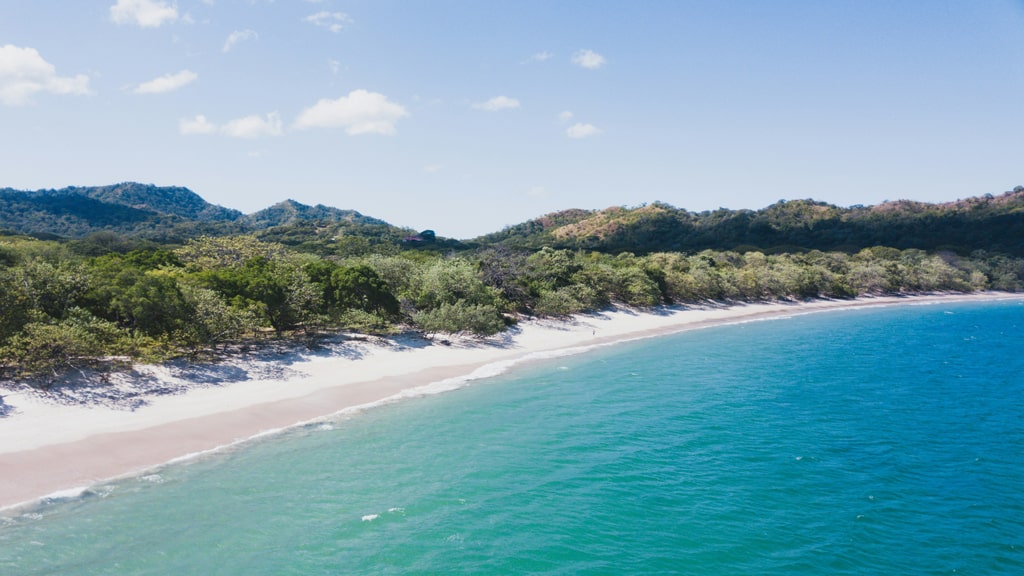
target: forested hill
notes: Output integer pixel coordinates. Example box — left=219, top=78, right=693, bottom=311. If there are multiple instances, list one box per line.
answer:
left=68, top=182, right=243, bottom=221
left=474, top=187, right=1024, bottom=256
left=0, top=183, right=405, bottom=243
left=3, top=182, right=1024, bottom=256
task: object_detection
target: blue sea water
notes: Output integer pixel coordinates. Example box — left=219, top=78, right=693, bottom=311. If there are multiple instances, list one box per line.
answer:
left=1, top=299, right=1023, bottom=575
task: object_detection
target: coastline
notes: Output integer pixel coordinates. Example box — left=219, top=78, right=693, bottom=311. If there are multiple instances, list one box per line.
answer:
left=1, top=292, right=1019, bottom=512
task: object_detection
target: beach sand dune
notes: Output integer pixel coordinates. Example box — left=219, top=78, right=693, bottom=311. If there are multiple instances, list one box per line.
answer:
left=1, top=293, right=1018, bottom=511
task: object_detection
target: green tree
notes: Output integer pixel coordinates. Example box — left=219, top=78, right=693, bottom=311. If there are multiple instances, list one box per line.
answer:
left=83, top=255, right=193, bottom=337
left=533, top=284, right=598, bottom=316
left=0, top=268, right=32, bottom=344
left=523, top=247, right=582, bottom=294
left=361, top=254, right=420, bottom=304
left=412, top=300, right=505, bottom=336
left=196, top=256, right=320, bottom=334
left=9, top=258, right=90, bottom=320
left=330, top=265, right=400, bottom=317
left=413, top=258, right=500, bottom=311
left=175, top=235, right=295, bottom=272
left=0, top=308, right=129, bottom=384
left=178, top=282, right=260, bottom=349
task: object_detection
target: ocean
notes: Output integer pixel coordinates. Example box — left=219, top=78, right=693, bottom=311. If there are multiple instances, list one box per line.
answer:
left=1, top=299, right=1022, bottom=574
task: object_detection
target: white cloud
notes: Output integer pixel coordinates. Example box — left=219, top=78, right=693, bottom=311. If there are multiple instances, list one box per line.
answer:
left=531, top=51, right=553, bottom=62
left=472, top=96, right=520, bottom=111
left=180, top=112, right=282, bottom=138
left=222, top=112, right=283, bottom=138
left=558, top=110, right=574, bottom=122
left=179, top=114, right=217, bottom=135
left=294, top=89, right=409, bottom=135
left=110, top=0, right=179, bottom=28
left=0, top=45, right=90, bottom=106
left=571, top=49, right=605, bottom=70
left=305, top=11, right=352, bottom=33
left=566, top=123, right=602, bottom=139
left=135, top=69, right=197, bottom=94
left=223, top=29, right=257, bottom=53
left=424, top=164, right=442, bottom=173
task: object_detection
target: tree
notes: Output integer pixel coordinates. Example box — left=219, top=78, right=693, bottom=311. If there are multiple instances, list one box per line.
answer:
left=196, top=256, right=320, bottom=334
left=81, top=255, right=193, bottom=337
left=533, top=284, right=598, bottom=317
left=175, top=235, right=295, bottom=272
left=178, top=282, right=260, bottom=349
left=477, top=247, right=531, bottom=307
left=10, top=258, right=89, bottom=320
left=0, top=308, right=129, bottom=384
left=612, top=266, right=663, bottom=306
left=412, top=300, right=505, bottom=336
left=413, top=258, right=500, bottom=311
left=0, top=268, right=32, bottom=344
left=524, top=247, right=581, bottom=293
left=329, top=265, right=400, bottom=317
left=361, top=254, right=420, bottom=303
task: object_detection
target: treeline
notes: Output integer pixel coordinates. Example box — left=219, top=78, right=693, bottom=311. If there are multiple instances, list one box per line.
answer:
left=2, top=230, right=1021, bottom=384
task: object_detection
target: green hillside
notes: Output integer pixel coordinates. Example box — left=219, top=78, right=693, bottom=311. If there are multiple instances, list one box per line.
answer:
left=473, top=188, right=1024, bottom=256
left=0, top=183, right=420, bottom=248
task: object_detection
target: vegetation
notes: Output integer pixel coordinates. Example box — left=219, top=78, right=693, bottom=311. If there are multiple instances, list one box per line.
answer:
left=471, top=188, right=1024, bottom=256
left=1, top=183, right=1022, bottom=384
left=0, top=182, right=415, bottom=245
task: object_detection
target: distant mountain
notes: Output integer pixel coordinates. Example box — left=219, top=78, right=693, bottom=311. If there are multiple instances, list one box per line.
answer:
left=245, top=199, right=442, bottom=255
left=0, top=183, right=242, bottom=239
left=245, top=199, right=388, bottom=228
left=473, top=188, right=1024, bottom=256
left=0, top=183, right=404, bottom=243
left=74, top=182, right=244, bottom=222
left=4, top=182, right=1023, bottom=256
left=0, top=187, right=162, bottom=238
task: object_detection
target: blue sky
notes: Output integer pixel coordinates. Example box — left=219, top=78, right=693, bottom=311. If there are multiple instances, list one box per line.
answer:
left=2, top=1, right=1023, bottom=238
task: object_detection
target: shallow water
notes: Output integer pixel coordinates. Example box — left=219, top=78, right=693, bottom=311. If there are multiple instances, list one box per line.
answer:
left=2, top=300, right=1022, bottom=574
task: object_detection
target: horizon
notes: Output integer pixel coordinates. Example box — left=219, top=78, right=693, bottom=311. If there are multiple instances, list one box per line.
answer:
left=2, top=1, right=1023, bottom=237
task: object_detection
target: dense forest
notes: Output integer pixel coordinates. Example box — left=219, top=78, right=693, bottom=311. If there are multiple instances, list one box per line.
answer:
left=1, top=183, right=1022, bottom=384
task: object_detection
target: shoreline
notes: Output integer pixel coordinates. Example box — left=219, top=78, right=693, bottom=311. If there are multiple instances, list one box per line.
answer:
left=1, top=292, right=1020, bottom=512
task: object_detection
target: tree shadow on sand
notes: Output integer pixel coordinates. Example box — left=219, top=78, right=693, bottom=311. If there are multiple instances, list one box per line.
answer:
left=0, top=394, right=13, bottom=418
left=7, top=334, right=383, bottom=412
left=2, top=329, right=526, bottom=413
left=390, top=327, right=519, bottom=351
left=218, top=334, right=372, bottom=366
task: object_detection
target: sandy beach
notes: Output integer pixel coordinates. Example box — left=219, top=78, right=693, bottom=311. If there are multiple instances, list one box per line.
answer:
left=1, top=292, right=1019, bottom=512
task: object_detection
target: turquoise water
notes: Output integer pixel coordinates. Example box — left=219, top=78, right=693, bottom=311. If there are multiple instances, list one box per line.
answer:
left=2, top=300, right=1023, bottom=574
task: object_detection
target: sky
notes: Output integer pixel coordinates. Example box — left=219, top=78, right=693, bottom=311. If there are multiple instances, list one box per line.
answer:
left=1, top=0, right=1023, bottom=238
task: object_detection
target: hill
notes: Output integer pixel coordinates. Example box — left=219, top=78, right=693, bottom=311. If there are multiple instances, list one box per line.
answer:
left=0, top=183, right=421, bottom=247
left=473, top=188, right=1024, bottom=255
left=0, top=183, right=243, bottom=239
left=245, top=199, right=388, bottom=228
left=3, top=182, right=1024, bottom=256
left=72, top=182, right=244, bottom=222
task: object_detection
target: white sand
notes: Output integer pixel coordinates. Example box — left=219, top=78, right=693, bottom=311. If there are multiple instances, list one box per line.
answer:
left=0, top=293, right=1019, bottom=510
